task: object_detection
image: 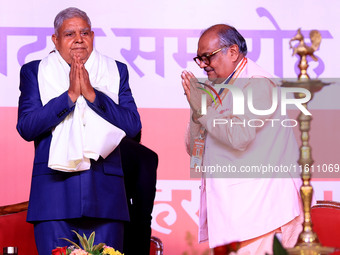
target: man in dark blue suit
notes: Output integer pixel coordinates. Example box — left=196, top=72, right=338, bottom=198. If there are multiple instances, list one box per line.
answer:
left=16, top=7, right=141, bottom=254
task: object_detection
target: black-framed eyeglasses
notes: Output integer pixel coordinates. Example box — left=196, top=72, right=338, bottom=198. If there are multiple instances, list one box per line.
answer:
left=193, top=46, right=228, bottom=66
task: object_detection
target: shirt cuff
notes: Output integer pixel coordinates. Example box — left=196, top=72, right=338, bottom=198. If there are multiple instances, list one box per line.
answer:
left=67, top=94, right=76, bottom=108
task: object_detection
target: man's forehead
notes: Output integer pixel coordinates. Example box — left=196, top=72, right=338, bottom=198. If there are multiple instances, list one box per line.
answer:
left=60, top=18, right=90, bottom=29
left=62, top=27, right=91, bottom=33
left=197, top=34, right=220, bottom=54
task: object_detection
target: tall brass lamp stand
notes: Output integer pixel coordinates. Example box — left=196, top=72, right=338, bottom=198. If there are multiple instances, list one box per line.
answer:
left=282, top=29, right=333, bottom=255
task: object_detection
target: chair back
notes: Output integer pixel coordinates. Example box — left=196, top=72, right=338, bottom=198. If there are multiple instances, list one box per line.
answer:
left=150, top=236, right=163, bottom=255
left=311, top=200, right=340, bottom=250
left=0, top=202, right=38, bottom=255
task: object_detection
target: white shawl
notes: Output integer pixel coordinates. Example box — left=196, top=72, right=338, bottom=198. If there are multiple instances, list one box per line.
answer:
left=38, top=49, right=126, bottom=172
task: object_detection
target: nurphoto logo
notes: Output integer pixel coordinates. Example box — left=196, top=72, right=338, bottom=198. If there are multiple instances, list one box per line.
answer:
left=198, top=81, right=311, bottom=128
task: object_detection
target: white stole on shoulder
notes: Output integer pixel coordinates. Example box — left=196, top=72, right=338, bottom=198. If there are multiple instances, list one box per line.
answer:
left=38, top=49, right=126, bottom=172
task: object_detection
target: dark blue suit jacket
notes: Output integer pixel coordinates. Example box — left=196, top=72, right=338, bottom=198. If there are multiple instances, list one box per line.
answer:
left=17, top=60, right=141, bottom=223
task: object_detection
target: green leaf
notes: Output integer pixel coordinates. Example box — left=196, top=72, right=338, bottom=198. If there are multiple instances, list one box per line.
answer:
left=60, top=237, right=81, bottom=250
left=88, top=231, right=95, bottom=250
left=60, top=230, right=106, bottom=254
left=83, top=232, right=90, bottom=251
left=93, top=243, right=105, bottom=251
left=272, top=235, right=288, bottom=255
left=72, top=230, right=88, bottom=250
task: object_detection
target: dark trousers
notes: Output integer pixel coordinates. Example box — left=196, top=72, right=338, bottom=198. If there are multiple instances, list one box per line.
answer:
left=34, top=218, right=124, bottom=255
left=120, top=137, right=158, bottom=255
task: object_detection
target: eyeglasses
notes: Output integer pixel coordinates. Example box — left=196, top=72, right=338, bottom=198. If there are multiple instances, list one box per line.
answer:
left=193, top=46, right=227, bottom=66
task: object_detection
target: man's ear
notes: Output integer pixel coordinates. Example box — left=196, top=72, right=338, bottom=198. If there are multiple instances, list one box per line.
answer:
left=228, top=44, right=240, bottom=62
left=52, top=34, right=58, bottom=49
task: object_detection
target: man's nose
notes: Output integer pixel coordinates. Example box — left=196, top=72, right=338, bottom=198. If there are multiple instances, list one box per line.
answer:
left=199, top=61, right=208, bottom=69
left=75, top=33, right=83, bottom=43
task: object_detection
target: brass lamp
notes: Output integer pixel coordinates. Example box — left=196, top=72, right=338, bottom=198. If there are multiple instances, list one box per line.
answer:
left=282, top=29, right=333, bottom=255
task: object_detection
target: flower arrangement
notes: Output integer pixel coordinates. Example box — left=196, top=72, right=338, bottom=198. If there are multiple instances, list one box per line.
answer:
left=52, top=230, right=123, bottom=255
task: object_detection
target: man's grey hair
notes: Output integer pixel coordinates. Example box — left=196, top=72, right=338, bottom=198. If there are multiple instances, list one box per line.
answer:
left=54, top=7, right=91, bottom=36
left=202, top=24, right=248, bottom=56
